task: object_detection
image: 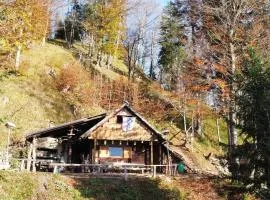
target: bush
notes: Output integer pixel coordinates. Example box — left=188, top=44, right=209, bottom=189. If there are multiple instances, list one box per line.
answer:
left=56, top=62, right=87, bottom=92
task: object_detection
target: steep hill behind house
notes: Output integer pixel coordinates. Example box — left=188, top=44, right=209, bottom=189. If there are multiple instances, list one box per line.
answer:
left=0, top=42, right=228, bottom=175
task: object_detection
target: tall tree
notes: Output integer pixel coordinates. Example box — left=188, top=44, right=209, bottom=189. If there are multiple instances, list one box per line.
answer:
left=237, top=48, right=270, bottom=189
left=64, top=0, right=84, bottom=47
left=0, top=0, right=51, bottom=69
left=202, top=1, right=269, bottom=173
left=84, top=0, right=126, bottom=59
left=158, top=2, right=186, bottom=90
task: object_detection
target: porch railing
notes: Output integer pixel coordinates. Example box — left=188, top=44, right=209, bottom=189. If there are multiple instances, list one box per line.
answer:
left=16, top=158, right=178, bottom=178
left=49, top=163, right=178, bottom=178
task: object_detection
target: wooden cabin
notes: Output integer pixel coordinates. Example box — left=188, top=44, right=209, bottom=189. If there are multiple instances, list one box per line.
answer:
left=25, top=103, right=178, bottom=172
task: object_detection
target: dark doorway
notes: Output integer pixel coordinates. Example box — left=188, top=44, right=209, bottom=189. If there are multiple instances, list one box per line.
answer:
left=71, top=140, right=91, bottom=163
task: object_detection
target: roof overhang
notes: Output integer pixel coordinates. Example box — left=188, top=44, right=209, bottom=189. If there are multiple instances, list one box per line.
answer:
left=25, top=113, right=106, bottom=142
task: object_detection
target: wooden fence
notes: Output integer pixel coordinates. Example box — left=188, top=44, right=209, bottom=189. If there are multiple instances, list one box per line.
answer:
left=16, top=158, right=178, bottom=178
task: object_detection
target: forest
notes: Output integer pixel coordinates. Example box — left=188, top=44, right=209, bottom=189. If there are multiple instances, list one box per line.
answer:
left=0, top=0, right=269, bottom=199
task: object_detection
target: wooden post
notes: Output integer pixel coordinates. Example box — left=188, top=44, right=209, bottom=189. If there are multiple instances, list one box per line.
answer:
left=174, top=165, right=177, bottom=176
left=27, top=142, right=33, bottom=171
left=53, top=165, right=58, bottom=174
left=159, top=145, right=162, bottom=173
left=150, top=140, right=153, bottom=166
left=68, top=143, right=72, bottom=163
left=93, top=139, right=97, bottom=164
left=153, top=165, right=156, bottom=178
left=32, top=138, right=37, bottom=172
left=124, top=166, right=128, bottom=181
left=20, top=159, right=25, bottom=171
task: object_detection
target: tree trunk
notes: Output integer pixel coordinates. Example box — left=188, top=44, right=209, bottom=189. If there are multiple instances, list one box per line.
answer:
left=183, top=109, right=187, bottom=137
left=228, top=42, right=238, bottom=148
left=228, top=30, right=238, bottom=148
left=196, top=116, right=204, bottom=138
left=228, top=30, right=239, bottom=180
left=190, top=111, right=195, bottom=152
left=15, top=46, right=22, bottom=70
left=106, top=54, right=112, bottom=68
left=216, top=117, right=221, bottom=143
left=41, top=37, right=46, bottom=47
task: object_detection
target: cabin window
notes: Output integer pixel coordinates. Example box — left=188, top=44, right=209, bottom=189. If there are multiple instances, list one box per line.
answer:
left=122, top=116, right=136, bottom=132
left=109, top=147, right=123, bottom=157
left=117, top=115, right=123, bottom=123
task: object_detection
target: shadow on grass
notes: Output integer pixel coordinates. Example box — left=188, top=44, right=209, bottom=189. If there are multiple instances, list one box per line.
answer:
left=73, top=176, right=185, bottom=200
left=212, top=177, right=270, bottom=200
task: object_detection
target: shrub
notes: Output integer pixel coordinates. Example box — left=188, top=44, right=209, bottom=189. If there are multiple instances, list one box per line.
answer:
left=56, top=62, right=88, bottom=92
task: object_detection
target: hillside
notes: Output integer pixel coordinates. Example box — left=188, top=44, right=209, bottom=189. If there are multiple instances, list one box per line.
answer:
left=0, top=42, right=228, bottom=174
left=0, top=44, right=103, bottom=148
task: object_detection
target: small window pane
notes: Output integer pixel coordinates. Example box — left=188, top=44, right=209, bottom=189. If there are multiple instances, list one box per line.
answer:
left=117, top=115, right=123, bottom=123
left=109, top=147, right=123, bottom=157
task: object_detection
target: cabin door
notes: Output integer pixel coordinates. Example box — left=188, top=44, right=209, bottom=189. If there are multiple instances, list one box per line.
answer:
left=71, top=140, right=91, bottom=164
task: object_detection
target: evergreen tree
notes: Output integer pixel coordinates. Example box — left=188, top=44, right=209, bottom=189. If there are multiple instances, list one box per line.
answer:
left=65, top=0, right=84, bottom=45
left=158, top=2, right=186, bottom=89
left=236, top=48, right=270, bottom=190
left=55, top=1, right=84, bottom=46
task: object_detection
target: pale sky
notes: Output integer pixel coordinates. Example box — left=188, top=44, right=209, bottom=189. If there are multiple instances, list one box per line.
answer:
left=157, top=0, right=169, bottom=7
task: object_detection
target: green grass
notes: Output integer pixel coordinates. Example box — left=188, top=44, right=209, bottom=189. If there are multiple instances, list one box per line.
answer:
left=112, top=58, right=128, bottom=74
left=0, top=171, right=81, bottom=200
left=0, top=172, right=185, bottom=200
left=0, top=44, right=75, bottom=149
left=0, top=171, right=36, bottom=200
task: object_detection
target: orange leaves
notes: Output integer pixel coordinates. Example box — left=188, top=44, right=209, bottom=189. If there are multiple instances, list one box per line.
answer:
left=194, top=58, right=205, bottom=66
left=190, top=85, right=209, bottom=92
left=213, top=63, right=228, bottom=75
left=211, top=79, right=227, bottom=90
left=56, top=62, right=89, bottom=92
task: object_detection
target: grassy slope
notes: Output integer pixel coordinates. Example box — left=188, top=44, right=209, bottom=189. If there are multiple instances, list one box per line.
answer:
left=0, top=171, right=78, bottom=200
left=0, top=44, right=103, bottom=150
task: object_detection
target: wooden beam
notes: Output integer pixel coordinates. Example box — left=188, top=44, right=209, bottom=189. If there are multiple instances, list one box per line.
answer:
left=93, top=139, right=97, bottom=164
left=159, top=144, right=162, bottom=173
left=153, top=165, right=156, bottom=178
left=20, top=159, right=25, bottom=171
left=68, top=143, right=72, bottom=163
left=26, top=142, right=33, bottom=171
left=150, top=140, right=153, bottom=165
left=32, top=138, right=37, bottom=172
left=159, top=144, right=162, bottom=165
